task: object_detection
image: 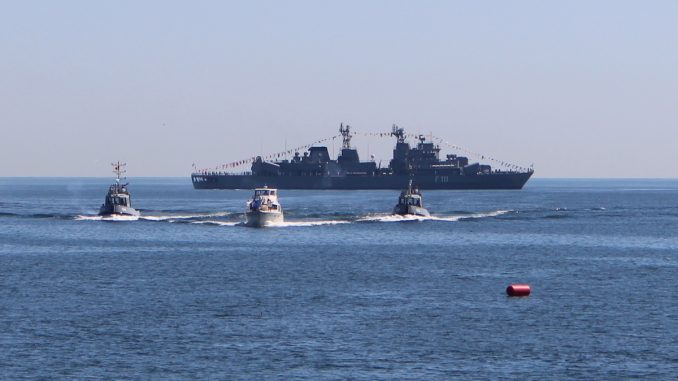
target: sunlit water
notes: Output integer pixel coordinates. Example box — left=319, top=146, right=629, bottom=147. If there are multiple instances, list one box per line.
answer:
left=1, top=178, right=676, bottom=379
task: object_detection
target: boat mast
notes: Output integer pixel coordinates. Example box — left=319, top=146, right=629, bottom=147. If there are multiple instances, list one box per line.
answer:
left=112, top=161, right=127, bottom=185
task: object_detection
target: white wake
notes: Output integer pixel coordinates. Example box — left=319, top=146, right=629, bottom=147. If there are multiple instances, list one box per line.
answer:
left=75, top=215, right=139, bottom=222
left=357, top=210, right=511, bottom=223
left=140, top=212, right=232, bottom=221
left=267, top=220, right=351, bottom=227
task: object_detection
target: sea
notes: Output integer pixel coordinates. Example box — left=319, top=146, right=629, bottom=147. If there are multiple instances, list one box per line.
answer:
left=0, top=177, right=676, bottom=380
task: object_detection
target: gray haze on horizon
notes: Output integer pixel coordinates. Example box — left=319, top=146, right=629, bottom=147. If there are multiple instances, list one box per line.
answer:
left=1, top=1, right=677, bottom=178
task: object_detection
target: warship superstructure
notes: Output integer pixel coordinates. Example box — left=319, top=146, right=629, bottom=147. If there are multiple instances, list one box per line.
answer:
left=192, top=124, right=533, bottom=190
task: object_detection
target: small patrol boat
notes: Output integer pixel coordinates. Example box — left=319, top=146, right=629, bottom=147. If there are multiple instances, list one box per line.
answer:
left=245, top=186, right=284, bottom=227
left=98, top=162, right=140, bottom=217
left=393, top=180, right=430, bottom=217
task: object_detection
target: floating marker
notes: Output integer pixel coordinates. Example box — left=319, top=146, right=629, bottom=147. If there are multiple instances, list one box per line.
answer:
left=506, top=284, right=531, bottom=297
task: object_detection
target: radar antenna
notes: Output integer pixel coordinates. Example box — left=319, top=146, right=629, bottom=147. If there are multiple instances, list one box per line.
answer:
left=112, top=161, right=127, bottom=183
left=339, top=122, right=352, bottom=149
left=391, top=124, right=406, bottom=143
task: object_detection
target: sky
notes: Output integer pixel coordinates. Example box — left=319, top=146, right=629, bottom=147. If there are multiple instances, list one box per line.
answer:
left=1, top=0, right=676, bottom=177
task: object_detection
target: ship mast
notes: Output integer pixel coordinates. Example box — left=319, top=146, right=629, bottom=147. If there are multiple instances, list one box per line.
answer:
left=391, top=124, right=406, bottom=143
left=112, top=161, right=127, bottom=183
left=339, top=122, right=352, bottom=149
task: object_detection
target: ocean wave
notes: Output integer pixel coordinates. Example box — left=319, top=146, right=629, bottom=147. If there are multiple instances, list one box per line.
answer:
left=1, top=212, right=75, bottom=220
left=458, top=210, right=513, bottom=220
left=357, top=210, right=511, bottom=223
left=75, top=215, right=139, bottom=222
left=187, top=219, right=349, bottom=228
left=357, top=214, right=438, bottom=223
left=190, top=220, right=242, bottom=227
left=140, top=212, right=233, bottom=221
left=70, top=210, right=512, bottom=226
left=74, top=212, right=238, bottom=223
left=543, top=214, right=573, bottom=219
left=266, top=220, right=351, bottom=227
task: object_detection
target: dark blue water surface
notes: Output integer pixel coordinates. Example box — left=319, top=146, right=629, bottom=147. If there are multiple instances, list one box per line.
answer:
left=1, top=178, right=676, bottom=380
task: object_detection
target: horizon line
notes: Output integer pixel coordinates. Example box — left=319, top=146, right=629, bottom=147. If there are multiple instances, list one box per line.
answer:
left=1, top=176, right=677, bottom=180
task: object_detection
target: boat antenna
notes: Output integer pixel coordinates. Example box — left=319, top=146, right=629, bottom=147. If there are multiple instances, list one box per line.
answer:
left=391, top=124, right=406, bottom=143
left=339, top=122, right=352, bottom=149
left=112, top=161, right=127, bottom=183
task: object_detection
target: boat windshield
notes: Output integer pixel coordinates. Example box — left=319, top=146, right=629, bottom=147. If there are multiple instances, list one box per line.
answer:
left=255, top=189, right=275, bottom=196
left=108, top=196, right=128, bottom=206
left=400, top=196, right=421, bottom=207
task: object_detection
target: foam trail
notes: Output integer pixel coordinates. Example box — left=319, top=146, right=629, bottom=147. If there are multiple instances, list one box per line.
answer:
left=75, top=215, right=139, bottom=222
left=268, top=220, right=351, bottom=227
left=189, top=219, right=349, bottom=228
left=456, top=210, right=512, bottom=220
left=190, top=220, right=242, bottom=227
left=141, top=212, right=233, bottom=221
left=358, top=214, right=435, bottom=223
left=358, top=210, right=511, bottom=223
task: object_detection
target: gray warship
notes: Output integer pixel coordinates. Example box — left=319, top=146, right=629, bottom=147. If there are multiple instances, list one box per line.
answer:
left=192, top=124, right=533, bottom=190
left=98, top=162, right=140, bottom=217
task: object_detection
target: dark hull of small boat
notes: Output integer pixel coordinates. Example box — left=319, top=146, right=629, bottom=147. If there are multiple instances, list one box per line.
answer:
left=98, top=205, right=140, bottom=217
left=393, top=205, right=430, bottom=217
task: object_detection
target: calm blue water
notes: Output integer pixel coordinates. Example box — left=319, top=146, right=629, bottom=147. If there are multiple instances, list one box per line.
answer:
left=1, top=178, right=676, bottom=380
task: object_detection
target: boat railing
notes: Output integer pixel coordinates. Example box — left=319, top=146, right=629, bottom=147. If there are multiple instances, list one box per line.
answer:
left=192, top=171, right=252, bottom=176
left=108, top=184, right=130, bottom=194
left=487, top=169, right=534, bottom=175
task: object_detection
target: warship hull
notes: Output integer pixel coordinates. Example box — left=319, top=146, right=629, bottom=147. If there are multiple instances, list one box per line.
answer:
left=193, top=172, right=533, bottom=190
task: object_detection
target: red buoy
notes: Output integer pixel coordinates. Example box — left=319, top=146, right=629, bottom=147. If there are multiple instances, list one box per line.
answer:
left=506, top=284, right=531, bottom=297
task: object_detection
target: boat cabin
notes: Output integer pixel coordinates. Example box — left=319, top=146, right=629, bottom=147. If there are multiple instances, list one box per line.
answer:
left=254, top=188, right=276, bottom=197
left=249, top=187, right=281, bottom=212
left=399, top=194, right=423, bottom=207
left=105, top=194, right=131, bottom=207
